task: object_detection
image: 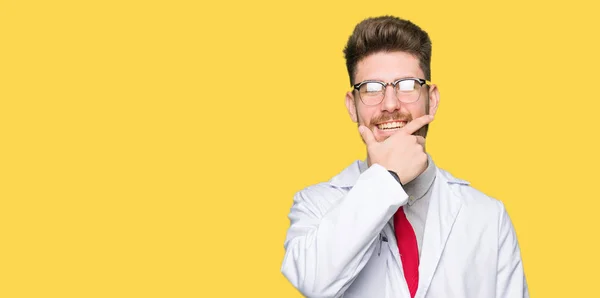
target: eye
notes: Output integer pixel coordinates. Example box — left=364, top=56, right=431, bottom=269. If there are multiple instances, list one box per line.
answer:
left=364, top=82, right=383, bottom=93
left=398, top=79, right=416, bottom=92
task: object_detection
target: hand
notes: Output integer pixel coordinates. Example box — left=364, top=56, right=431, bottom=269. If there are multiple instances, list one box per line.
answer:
left=359, top=115, right=434, bottom=185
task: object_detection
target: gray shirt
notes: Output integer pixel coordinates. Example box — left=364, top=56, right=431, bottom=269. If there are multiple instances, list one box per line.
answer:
left=358, top=154, right=437, bottom=255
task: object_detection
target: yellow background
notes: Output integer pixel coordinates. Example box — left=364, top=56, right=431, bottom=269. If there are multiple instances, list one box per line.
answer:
left=1, top=0, right=599, bottom=297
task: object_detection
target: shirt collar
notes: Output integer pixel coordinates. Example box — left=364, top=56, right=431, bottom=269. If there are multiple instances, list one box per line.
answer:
left=359, top=154, right=436, bottom=202
left=402, top=154, right=436, bottom=204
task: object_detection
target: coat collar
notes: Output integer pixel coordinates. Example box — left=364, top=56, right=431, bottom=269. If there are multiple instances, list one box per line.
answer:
left=416, top=167, right=465, bottom=297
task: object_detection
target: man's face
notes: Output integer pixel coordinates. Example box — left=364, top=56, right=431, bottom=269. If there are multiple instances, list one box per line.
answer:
left=345, top=51, right=440, bottom=143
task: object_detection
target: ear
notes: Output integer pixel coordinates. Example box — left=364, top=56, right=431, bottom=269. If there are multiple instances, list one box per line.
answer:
left=345, top=91, right=358, bottom=123
left=427, top=84, right=440, bottom=116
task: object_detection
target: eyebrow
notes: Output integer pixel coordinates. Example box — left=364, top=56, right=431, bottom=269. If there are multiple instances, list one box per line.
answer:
left=360, top=76, right=419, bottom=83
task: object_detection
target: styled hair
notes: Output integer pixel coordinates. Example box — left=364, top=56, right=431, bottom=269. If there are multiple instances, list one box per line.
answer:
left=343, top=16, right=432, bottom=86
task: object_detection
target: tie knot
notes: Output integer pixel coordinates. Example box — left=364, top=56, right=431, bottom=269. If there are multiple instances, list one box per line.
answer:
left=395, top=206, right=407, bottom=219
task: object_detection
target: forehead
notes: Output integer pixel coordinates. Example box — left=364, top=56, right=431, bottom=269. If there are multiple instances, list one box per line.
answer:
left=355, top=51, right=424, bottom=83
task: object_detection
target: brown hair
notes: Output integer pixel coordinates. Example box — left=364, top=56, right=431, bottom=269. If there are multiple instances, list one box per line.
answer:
left=343, top=16, right=432, bottom=86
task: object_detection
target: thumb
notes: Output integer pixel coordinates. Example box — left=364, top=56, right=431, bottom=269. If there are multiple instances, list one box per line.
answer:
left=358, top=125, right=376, bottom=145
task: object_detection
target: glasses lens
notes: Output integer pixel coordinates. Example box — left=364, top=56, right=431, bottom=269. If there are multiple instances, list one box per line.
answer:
left=359, top=82, right=384, bottom=105
left=396, top=79, right=423, bottom=103
left=398, top=79, right=416, bottom=91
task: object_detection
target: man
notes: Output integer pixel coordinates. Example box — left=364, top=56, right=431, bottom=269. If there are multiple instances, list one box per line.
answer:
left=280, top=16, right=529, bottom=298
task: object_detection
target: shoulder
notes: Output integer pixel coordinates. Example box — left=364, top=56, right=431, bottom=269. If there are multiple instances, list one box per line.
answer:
left=436, top=167, right=507, bottom=215
left=290, top=160, right=362, bottom=214
left=295, top=159, right=366, bottom=197
left=294, top=182, right=346, bottom=204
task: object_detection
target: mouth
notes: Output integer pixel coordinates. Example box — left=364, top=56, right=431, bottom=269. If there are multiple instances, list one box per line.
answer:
left=375, top=120, right=408, bottom=132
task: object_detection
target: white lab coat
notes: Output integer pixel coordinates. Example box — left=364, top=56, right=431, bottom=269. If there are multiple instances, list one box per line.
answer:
left=281, top=160, right=529, bottom=298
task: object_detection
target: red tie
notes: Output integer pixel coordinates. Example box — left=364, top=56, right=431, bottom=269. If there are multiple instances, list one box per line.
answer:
left=394, top=206, right=419, bottom=297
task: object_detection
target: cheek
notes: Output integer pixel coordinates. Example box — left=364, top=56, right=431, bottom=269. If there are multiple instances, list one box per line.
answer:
left=357, top=108, right=376, bottom=126
left=407, top=103, right=428, bottom=117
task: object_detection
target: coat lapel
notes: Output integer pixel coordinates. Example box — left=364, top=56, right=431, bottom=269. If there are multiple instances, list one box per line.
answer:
left=416, top=168, right=464, bottom=297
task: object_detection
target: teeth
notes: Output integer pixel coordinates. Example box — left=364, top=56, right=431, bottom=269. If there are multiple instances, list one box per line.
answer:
left=378, top=122, right=406, bottom=130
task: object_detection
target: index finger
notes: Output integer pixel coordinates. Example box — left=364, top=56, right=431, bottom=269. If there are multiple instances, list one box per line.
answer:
left=402, top=115, right=434, bottom=135
left=359, top=125, right=377, bottom=146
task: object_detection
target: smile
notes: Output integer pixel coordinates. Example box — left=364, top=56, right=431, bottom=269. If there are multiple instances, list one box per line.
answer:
left=376, top=121, right=407, bottom=131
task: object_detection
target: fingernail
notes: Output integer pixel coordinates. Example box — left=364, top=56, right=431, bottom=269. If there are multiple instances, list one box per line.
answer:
left=358, top=126, right=365, bottom=133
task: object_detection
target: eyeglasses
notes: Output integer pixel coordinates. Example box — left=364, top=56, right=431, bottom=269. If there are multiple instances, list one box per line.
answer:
left=352, top=78, right=431, bottom=106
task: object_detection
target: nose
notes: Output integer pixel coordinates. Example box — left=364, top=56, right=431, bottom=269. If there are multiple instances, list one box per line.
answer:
left=381, top=84, right=401, bottom=112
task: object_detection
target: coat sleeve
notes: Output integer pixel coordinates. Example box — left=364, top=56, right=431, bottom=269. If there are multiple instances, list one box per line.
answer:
left=281, top=164, right=408, bottom=298
left=496, top=203, right=530, bottom=298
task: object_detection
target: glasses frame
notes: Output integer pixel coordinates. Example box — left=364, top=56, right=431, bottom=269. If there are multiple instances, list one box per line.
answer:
left=352, top=77, right=432, bottom=106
